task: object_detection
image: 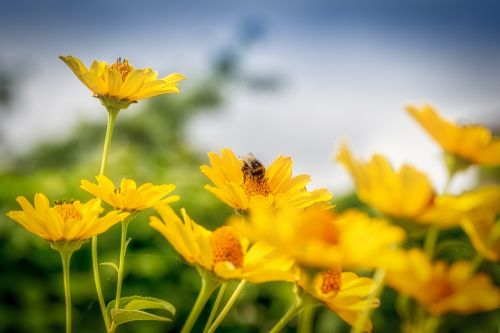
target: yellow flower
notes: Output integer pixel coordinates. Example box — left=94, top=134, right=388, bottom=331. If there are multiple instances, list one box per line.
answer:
left=149, top=203, right=295, bottom=283
left=461, top=216, right=500, bottom=262
left=417, top=186, right=500, bottom=228
left=297, top=266, right=378, bottom=332
left=60, top=55, right=185, bottom=110
left=235, top=201, right=405, bottom=271
left=6, top=193, right=128, bottom=243
left=407, top=104, right=500, bottom=166
left=81, top=175, right=179, bottom=213
left=386, top=249, right=500, bottom=315
left=200, top=148, right=332, bottom=211
left=336, top=143, right=435, bottom=219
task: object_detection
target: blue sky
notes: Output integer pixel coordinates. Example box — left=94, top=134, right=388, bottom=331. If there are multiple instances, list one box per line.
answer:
left=1, top=0, right=500, bottom=191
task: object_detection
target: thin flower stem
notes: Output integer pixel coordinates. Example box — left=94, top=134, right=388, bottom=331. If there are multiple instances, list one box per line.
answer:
left=469, top=252, right=484, bottom=275
left=269, top=294, right=303, bottom=333
left=181, top=271, right=221, bottom=333
left=351, top=268, right=386, bottom=333
left=208, top=280, right=247, bottom=333
left=114, top=220, right=130, bottom=311
left=298, top=306, right=314, bottom=333
left=92, top=107, right=119, bottom=331
left=92, top=236, right=110, bottom=330
left=99, top=108, right=119, bottom=175
left=60, top=250, right=74, bottom=333
left=203, top=283, right=228, bottom=333
left=424, top=226, right=440, bottom=257
left=424, top=171, right=455, bottom=259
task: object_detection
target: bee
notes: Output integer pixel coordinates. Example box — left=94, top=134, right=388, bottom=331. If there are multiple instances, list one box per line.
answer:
left=240, top=153, right=266, bottom=182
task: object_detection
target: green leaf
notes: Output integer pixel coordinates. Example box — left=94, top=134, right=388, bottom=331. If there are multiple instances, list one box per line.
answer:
left=111, top=309, right=173, bottom=326
left=107, top=296, right=176, bottom=327
left=100, top=262, right=119, bottom=273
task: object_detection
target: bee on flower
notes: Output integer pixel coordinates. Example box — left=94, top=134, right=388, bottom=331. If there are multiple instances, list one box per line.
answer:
left=200, top=148, right=332, bottom=211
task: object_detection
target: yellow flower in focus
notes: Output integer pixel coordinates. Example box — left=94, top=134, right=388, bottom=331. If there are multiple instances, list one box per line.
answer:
left=200, top=148, right=332, bottom=211
left=81, top=175, right=179, bottom=213
left=6, top=193, right=128, bottom=242
left=60, top=55, right=185, bottom=110
left=149, top=203, right=296, bottom=283
left=235, top=201, right=405, bottom=270
left=407, top=104, right=500, bottom=166
left=336, top=143, right=435, bottom=219
left=417, top=186, right=500, bottom=228
left=461, top=216, right=500, bottom=262
left=386, top=249, right=500, bottom=315
left=297, top=266, right=378, bottom=332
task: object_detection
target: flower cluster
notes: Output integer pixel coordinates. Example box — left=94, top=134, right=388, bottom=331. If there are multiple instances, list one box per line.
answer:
left=6, top=56, right=500, bottom=333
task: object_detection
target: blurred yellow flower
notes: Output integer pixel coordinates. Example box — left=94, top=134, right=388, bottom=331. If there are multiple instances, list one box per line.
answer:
left=407, top=104, right=500, bottom=166
left=200, top=148, right=332, bottom=211
left=6, top=193, right=128, bottom=242
left=235, top=201, right=405, bottom=270
left=386, top=249, right=500, bottom=315
left=336, top=143, right=435, bottom=219
left=297, top=266, right=378, bottom=332
left=149, top=203, right=296, bottom=283
left=81, top=175, right=179, bottom=213
left=417, top=186, right=500, bottom=228
left=60, top=55, right=185, bottom=110
left=461, top=216, right=500, bottom=262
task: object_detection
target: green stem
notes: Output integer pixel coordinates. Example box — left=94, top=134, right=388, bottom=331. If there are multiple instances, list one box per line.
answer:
left=469, top=252, right=484, bottom=275
left=91, top=108, right=119, bottom=331
left=298, top=306, right=314, bottom=333
left=269, top=294, right=303, bottom=333
left=351, top=268, right=386, bottom=333
left=99, top=108, right=119, bottom=175
left=114, top=220, right=130, bottom=310
left=92, top=236, right=111, bottom=330
left=203, top=283, right=228, bottom=333
left=60, top=250, right=74, bottom=333
left=181, top=270, right=221, bottom=333
left=208, top=280, right=247, bottom=333
left=424, top=226, right=440, bottom=258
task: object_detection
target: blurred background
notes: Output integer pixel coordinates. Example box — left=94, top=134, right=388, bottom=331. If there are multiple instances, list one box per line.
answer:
left=1, top=0, right=500, bottom=332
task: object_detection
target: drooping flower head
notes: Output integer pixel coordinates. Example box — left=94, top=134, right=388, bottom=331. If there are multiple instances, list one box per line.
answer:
left=200, top=148, right=332, bottom=211
left=386, top=249, right=500, bottom=315
left=81, top=175, right=179, bottom=213
left=297, top=265, right=379, bottom=332
left=336, top=143, right=435, bottom=220
left=235, top=200, right=406, bottom=271
left=407, top=104, right=500, bottom=168
left=461, top=215, right=500, bottom=262
left=149, top=203, right=295, bottom=283
left=60, top=55, right=186, bottom=111
left=417, top=186, right=500, bottom=228
left=6, top=193, right=128, bottom=243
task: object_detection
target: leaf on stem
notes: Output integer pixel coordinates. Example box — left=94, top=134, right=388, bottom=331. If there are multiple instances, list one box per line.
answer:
left=107, top=296, right=176, bottom=327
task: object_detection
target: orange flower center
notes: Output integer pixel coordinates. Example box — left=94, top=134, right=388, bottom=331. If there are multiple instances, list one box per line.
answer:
left=55, top=203, right=82, bottom=222
left=243, top=178, right=271, bottom=197
left=210, top=226, right=244, bottom=268
left=321, top=264, right=342, bottom=295
left=429, top=279, right=454, bottom=302
left=111, top=58, right=132, bottom=81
